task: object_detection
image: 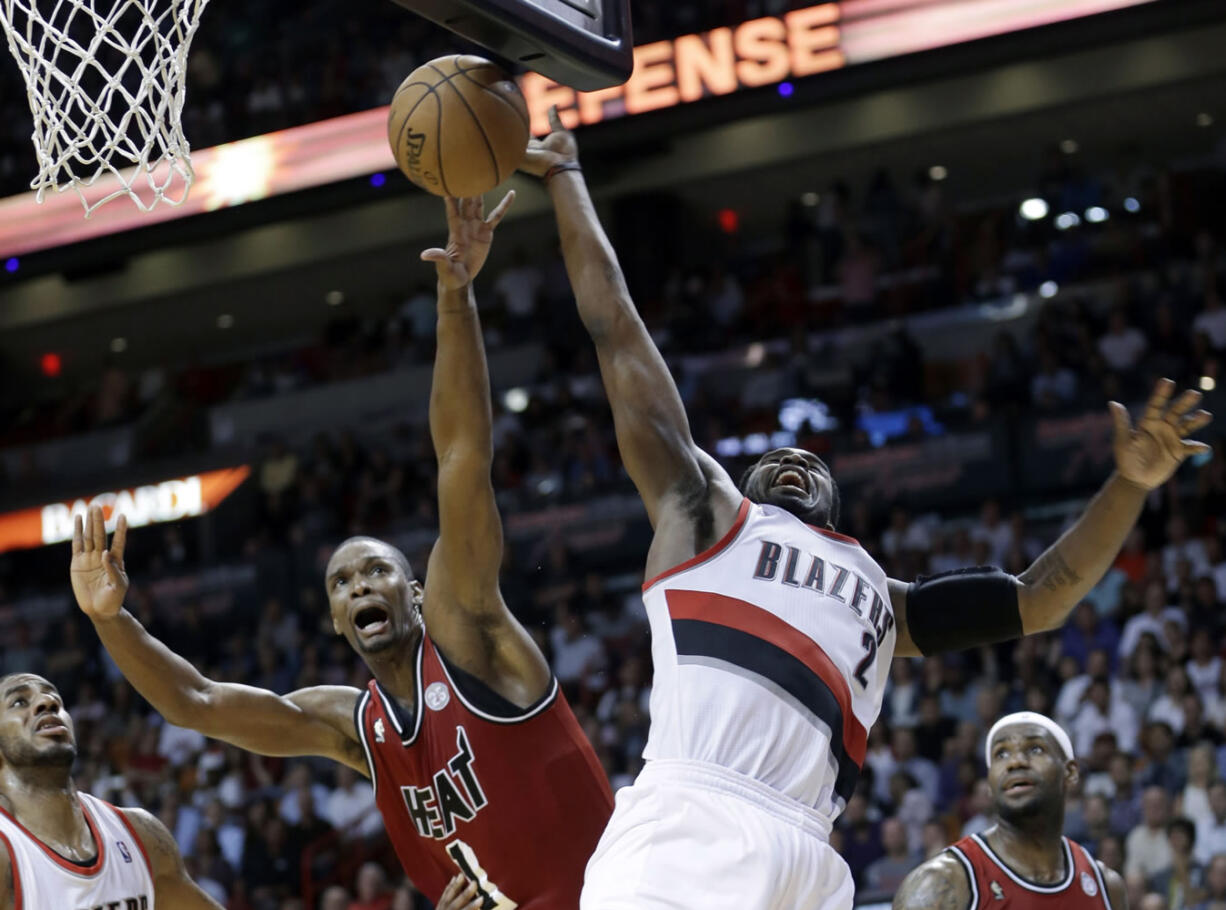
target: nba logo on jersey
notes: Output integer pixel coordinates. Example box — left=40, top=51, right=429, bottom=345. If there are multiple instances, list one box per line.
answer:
left=117, top=840, right=132, bottom=863
left=375, top=718, right=386, bottom=743
left=1081, top=871, right=1098, bottom=896
left=425, top=682, right=450, bottom=711
left=990, top=881, right=1004, bottom=900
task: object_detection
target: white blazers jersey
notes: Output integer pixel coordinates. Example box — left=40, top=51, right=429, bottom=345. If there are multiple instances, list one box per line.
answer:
left=0, top=792, right=155, bottom=910
left=641, top=498, right=895, bottom=821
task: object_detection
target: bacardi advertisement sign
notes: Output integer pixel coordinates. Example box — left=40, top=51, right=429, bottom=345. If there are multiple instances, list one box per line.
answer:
left=0, top=466, right=250, bottom=553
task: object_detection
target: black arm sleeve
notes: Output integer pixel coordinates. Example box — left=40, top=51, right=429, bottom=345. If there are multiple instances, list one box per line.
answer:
left=905, top=566, right=1023, bottom=656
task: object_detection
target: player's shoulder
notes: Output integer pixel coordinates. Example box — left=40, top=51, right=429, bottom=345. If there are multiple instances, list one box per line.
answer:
left=893, top=851, right=973, bottom=910
left=113, top=805, right=176, bottom=866
left=1094, top=859, right=1127, bottom=909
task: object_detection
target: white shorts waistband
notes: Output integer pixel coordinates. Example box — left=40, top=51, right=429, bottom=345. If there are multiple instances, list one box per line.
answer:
left=634, top=759, right=833, bottom=839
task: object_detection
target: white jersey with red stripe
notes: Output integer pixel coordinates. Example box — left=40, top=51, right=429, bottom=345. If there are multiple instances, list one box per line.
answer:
left=0, top=792, right=155, bottom=910
left=640, top=497, right=895, bottom=821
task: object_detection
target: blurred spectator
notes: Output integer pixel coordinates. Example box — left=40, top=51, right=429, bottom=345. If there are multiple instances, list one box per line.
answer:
left=1148, top=817, right=1205, bottom=910
left=1128, top=787, right=1176, bottom=882
left=349, top=862, right=394, bottom=910
left=863, top=817, right=920, bottom=894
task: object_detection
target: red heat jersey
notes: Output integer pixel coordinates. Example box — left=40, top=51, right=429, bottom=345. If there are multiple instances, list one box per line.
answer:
left=355, top=634, right=614, bottom=909
left=947, top=833, right=1115, bottom=909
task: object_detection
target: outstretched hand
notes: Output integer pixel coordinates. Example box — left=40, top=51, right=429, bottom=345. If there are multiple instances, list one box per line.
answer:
left=70, top=504, right=129, bottom=621
left=421, top=192, right=515, bottom=291
left=521, top=107, right=579, bottom=178
left=1111, top=378, right=1214, bottom=490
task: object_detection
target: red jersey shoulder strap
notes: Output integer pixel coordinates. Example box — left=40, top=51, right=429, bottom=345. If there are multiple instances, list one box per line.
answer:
left=944, top=839, right=982, bottom=910
left=1069, top=839, right=1115, bottom=910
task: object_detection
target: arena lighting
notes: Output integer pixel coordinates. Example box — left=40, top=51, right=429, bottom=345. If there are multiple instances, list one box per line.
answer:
left=777, top=81, right=794, bottom=97
left=1124, top=197, right=1141, bottom=213
left=1054, top=212, right=1080, bottom=230
left=928, top=165, right=948, bottom=181
left=503, top=388, right=530, bottom=413
left=0, top=466, right=251, bottom=553
left=3, top=257, right=16, bottom=272
left=1201, top=376, right=1217, bottom=392
left=801, top=192, right=819, bottom=206
left=0, top=0, right=1159, bottom=257
left=109, top=337, right=127, bottom=353
left=1059, top=139, right=1079, bottom=155
left=1019, top=198, right=1049, bottom=221
left=325, top=290, right=345, bottom=306
left=1198, top=113, right=1214, bottom=127
left=1039, top=280, right=1058, bottom=298
left=744, top=342, right=766, bottom=367
left=1085, top=206, right=1109, bottom=223
left=39, top=352, right=61, bottom=377
left=216, top=313, right=234, bottom=329
left=369, top=172, right=387, bottom=187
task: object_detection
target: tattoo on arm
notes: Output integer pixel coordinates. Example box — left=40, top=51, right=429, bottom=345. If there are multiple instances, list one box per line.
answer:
left=1029, top=548, right=1081, bottom=594
left=893, top=859, right=971, bottom=910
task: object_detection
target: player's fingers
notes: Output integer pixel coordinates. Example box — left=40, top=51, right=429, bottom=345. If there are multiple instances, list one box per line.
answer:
left=1167, top=388, right=1203, bottom=420
left=421, top=248, right=449, bottom=262
left=441, top=875, right=464, bottom=899
left=1180, top=409, right=1214, bottom=435
left=73, top=513, right=84, bottom=556
left=1143, top=377, right=1176, bottom=422
left=112, top=514, right=127, bottom=563
left=1108, top=401, right=1132, bottom=443
left=90, top=504, right=106, bottom=552
left=1182, top=440, right=1213, bottom=457
left=486, top=189, right=515, bottom=227
left=548, top=105, right=564, bottom=131
left=443, top=196, right=461, bottom=227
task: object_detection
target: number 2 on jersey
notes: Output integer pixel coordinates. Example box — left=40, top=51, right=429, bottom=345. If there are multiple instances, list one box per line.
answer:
left=446, top=839, right=519, bottom=909
left=853, top=631, right=877, bottom=689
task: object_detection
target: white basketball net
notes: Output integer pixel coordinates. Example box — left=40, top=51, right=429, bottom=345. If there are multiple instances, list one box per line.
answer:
left=0, top=0, right=209, bottom=215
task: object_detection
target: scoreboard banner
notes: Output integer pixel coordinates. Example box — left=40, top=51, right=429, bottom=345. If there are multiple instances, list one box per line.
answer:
left=0, top=465, right=250, bottom=553
left=0, top=0, right=1155, bottom=257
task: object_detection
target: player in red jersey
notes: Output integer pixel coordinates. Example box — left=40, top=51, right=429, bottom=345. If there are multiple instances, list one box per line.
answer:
left=894, top=712, right=1127, bottom=910
left=71, top=193, right=614, bottom=909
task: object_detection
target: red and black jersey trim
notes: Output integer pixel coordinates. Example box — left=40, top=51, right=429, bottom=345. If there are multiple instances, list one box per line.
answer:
left=666, top=589, right=867, bottom=804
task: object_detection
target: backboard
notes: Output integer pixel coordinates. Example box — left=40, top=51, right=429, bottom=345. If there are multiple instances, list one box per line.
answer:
left=388, top=0, right=633, bottom=91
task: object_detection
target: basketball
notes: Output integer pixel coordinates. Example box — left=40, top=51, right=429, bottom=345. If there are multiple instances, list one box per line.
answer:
left=387, top=54, right=530, bottom=198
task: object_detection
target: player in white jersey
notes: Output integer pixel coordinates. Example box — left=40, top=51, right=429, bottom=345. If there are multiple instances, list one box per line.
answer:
left=522, top=109, right=1213, bottom=910
left=0, top=672, right=222, bottom=910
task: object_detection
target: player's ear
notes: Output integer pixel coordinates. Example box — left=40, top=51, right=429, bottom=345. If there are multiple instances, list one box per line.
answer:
left=410, top=580, right=424, bottom=606
left=1065, top=759, right=1080, bottom=790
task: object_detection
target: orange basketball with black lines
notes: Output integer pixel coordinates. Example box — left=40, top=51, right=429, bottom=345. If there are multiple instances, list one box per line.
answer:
left=387, top=54, right=530, bottom=198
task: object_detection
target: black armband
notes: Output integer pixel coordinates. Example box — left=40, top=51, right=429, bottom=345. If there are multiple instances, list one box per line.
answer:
left=906, top=566, right=1023, bottom=656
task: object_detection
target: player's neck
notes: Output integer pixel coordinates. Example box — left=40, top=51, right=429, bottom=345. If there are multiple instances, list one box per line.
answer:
left=0, top=771, right=92, bottom=854
left=366, top=629, right=424, bottom=703
left=985, top=815, right=1067, bottom=885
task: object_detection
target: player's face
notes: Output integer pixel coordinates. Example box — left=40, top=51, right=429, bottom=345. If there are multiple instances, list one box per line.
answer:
left=986, top=724, right=1075, bottom=823
left=325, top=541, right=423, bottom=656
left=0, top=675, right=76, bottom=769
left=743, top=448, right=835, bottom=528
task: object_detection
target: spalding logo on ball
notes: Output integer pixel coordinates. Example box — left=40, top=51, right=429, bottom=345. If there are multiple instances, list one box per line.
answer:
left=387, top=54, right=530, bottom=198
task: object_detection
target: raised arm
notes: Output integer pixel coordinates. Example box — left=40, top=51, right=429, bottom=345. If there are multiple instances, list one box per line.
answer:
left=119, top=807, right=225, bottom=909
left=71, top=507, right=366, bottom=773
left=891, top=379, right=1212, bottom=657
left=892, top=853, right=972, bottom=910
left=419, top=195, right=551, bottom=703
left=522, top=112, right=741, bottom=536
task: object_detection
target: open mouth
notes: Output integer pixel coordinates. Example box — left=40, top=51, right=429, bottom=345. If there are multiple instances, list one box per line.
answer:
left=35, top=718, right=68, bottom=736
left=1004, top=779, right=1036, bottom=794
left=773, top=467, right=808, bottom=493
left=353, top=605, right=391, bottom=636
